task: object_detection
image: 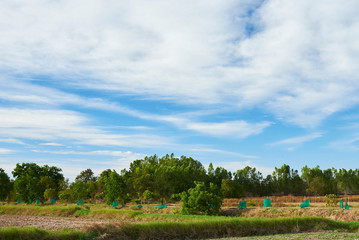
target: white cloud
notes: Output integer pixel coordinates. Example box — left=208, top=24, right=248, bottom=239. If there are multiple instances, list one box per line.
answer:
left=0, top=138, right=25, bottom=145
left=184, top=120, right=272, bottom=138
left=31, top=149, right=144, bottom=158
left=0, top=108, right=173, bottom=148
left=39, top=143, right=63, bottom=146
left=269, top=132, right=323, bottom=150
left=328, top=135, right=359, bottom=151
left=0, top=148, right=14, bottom=154
left=0, top=0, right=359, bottom=128
left=190, top=148, right=257, bottom=159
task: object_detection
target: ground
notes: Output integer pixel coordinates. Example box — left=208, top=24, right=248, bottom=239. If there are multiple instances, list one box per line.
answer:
left=0, top=214, right=113, bottom=230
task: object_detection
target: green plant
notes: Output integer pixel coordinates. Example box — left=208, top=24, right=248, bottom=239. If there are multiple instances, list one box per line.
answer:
left=181, top=181, right=222, bottom=215
left=325, top=194, right=338, bottom=207
left=247, top=201, right=257, bottom=207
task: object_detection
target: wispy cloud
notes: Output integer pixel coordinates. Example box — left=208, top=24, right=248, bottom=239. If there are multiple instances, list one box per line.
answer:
left=0, top=148, right=14, bottom=154
left=0, top=138, right=25, bottom=145
left=184, top=120, right=272, bottom=138
left=189, top=148, right=258, bottom=159
left=269, top=132, right=323, bottom=150
left=1, top=1, right=358, bottom=127
left=40, top=143, right=63, bottom=146
left=0, top=108, right=173, bottom=148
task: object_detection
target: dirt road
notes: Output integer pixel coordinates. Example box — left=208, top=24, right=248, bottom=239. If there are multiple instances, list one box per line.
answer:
left=0, top=215, right=114, bottom=230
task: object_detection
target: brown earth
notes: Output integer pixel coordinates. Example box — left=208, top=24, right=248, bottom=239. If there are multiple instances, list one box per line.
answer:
left=0, top=214, right=114, bottom=230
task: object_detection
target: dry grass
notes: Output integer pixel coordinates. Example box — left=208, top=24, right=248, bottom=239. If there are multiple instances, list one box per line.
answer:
left=222, top=195, right=359, bottom=208
left=223, top=207, right=359, bottom=221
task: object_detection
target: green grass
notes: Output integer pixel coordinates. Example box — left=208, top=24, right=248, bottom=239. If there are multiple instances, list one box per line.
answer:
left=1, top=217, right=359, bottom=240
left=0, top=205, right=81, bottom=217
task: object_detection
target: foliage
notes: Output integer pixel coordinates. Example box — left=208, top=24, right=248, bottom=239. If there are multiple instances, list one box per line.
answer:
left=0, top=168, right=11, bottom=201
left=181, top=181, right=222, bottom=215
left=70, top=180, right=88, bottom=201
left=12, top=163, right=64, bottom=203
left=105, top=171, right=127, bottom=206
left=75, top=169, right=97, bottom=184
left=58, top=190, right=71, bottom=202
left=8, top=155, right=359, bottom=207
left=325, top=194, right=339, bottom=207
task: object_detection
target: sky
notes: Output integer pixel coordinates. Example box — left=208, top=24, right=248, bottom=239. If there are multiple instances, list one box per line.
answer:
left=1, top=0, right=359, bottom=180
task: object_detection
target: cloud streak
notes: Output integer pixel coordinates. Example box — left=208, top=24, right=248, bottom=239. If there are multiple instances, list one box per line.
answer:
left=269, top=132, right=323, bottom=150
left=1, top=1, right=359, bottom=127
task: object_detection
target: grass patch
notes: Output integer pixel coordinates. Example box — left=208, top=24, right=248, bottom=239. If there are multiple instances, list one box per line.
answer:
left=0, top=205, right=81, bottom=217
left=1, top=217, right=359, bottom=240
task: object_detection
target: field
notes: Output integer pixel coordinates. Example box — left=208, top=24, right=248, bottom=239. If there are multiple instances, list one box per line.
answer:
left=1, top=196, right=359, bottom=239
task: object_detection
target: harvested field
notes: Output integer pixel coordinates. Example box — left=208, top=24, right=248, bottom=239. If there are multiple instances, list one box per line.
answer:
left=223, top=196, right=359, bottom=208
left=224, top=207, right=359, bottom=221
left=0, top=214, right=113, bottom=230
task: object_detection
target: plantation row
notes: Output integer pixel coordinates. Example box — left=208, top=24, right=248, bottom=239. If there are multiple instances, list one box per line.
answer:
left=1, top=154, right=359, bottom=211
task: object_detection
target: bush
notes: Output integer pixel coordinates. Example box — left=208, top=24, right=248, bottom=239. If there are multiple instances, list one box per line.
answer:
left=170, top=193, right=182, bottom=201
left=247, top=201, right=257, bottom=207
left=325, top=194, right=338, bottom=207
left=181, top=181, right=222, bottom=215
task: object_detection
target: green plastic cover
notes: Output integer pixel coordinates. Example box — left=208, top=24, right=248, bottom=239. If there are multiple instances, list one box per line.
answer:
left=300, top=199, right=310, bottom=208
left=263, top=198, right=272, bottom=207
left=77, top=200, right=84, bottom=206
left=17, top=199, right=21, bottom=203
left=209, top=203, right=216, bottom=208
left=112, top=201, right=119, bottom=207
left=36, top=200, right=41, bottom=204
left=50, top=198, right=56, bottom=204
left=237, top=201, right=247, bottom=209
left=137, top=205, right=142, bottom=209
left=339, top=200, right=343, bottom=208
left=157, top=204, right=167, bottom=209
left=345, top=202, right=349, bottom=210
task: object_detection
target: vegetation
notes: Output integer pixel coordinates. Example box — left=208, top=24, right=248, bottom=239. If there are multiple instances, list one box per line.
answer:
left=181, top=181, right=222, bottom=215
left=2, top=153, right=359, bottom=215
left=0, top=169, right=11, bottom=201
left=1, top=217, right=359, bottom=240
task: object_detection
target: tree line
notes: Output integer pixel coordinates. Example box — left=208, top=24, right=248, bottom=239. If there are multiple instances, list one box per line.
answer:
left=1, top=154, right=359, bottom=204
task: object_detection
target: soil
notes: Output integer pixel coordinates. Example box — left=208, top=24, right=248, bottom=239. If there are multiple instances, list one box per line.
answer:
left=0, top=214, right=113, bottom=230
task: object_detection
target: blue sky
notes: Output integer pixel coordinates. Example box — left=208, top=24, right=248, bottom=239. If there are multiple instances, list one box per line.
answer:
left=1, top=0, right=359, bottom=180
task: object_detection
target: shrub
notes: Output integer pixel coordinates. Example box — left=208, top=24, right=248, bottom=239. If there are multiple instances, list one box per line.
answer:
left=325, top=194, right=338, bottom=207
left=181, top=181, right=222, bottom=215
left=247, top=201, right=257, bottom=207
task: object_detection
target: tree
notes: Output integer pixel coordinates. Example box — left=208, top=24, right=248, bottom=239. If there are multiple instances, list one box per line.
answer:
left=272, top=164, right=305, bottom=195
left=12, top=163, right=64, bottom=203
left=105, top=171, right=127, bottom=206
left=70, top=180, right=88, bottom=201
left=0, top=168, right=11, bottom=201
left=221, top=179, right=242, bottom=198
left=181, top=181, right=222, bottom=215
left=75, top=169, right=97, bottom=184
left=234, top=166, right=262, bottom=197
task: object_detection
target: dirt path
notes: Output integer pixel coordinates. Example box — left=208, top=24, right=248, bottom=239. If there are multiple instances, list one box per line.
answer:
left=0, top=215, right=114, bottom=230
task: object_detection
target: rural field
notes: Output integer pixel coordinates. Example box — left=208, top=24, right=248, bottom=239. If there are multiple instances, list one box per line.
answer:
left=1, top=196, right=359, bottom=240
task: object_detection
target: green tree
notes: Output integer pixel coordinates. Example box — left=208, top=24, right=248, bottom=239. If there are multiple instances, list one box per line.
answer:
left=75, top=169, right=97, bottom=184
left=12, top=163, right=63, bottom=202
left=181, top=181, right=222, bottom=215
left=221, top=179, right=242, bottom=198
left=0, top=168, right=11, bottom=201
left=70, top=180, right=88, bottom=201
left=105, top=171, right=127, bottom=206
left=233, top=166, right=262, bottom=197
